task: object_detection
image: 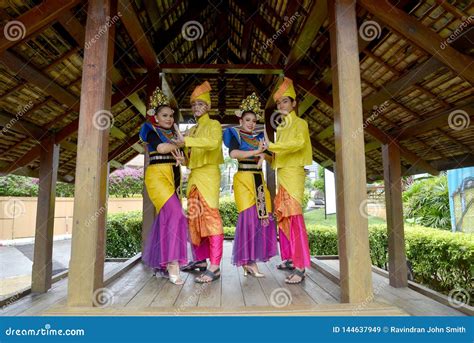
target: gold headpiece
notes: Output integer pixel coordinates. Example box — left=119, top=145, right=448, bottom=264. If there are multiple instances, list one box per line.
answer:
left=235, top=92, right=262, bottom=120
left=147, top=87, right=170, bottom=116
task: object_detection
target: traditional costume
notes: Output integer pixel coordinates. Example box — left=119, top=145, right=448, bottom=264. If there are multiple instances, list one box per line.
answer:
left=139, top=87, right=188, bottom=273
left=268, top=77, right=312, bottom=271
left=223, top=93, right=277, bottom=268
left=184, top=81, right=225, bottom=271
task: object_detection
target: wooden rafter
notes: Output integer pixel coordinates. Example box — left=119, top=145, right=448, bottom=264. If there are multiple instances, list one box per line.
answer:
left=118, top=0, right=158, bottom=71
left=0, top=0, right=82, bottom=53
left=359, top=0, right=474, bottom=85
left=0, top=75, right=148, bottom=174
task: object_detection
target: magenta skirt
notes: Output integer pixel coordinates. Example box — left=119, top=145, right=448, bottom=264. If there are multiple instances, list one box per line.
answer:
left=231, top=205, right=278, bottom=266
left=142, top=194, right=188, bottom=270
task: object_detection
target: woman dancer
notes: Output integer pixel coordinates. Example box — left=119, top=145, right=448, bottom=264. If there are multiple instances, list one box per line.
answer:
left=223, top=93, right=277, bottom=277
left=139, top=87, right=187, bottom=285
left=266, top=77, right=313, bottom=284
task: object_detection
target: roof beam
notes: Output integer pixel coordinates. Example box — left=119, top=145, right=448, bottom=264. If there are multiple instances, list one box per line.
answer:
left=118, top=0, right=159, bottom=71
left=392, top=102, right=474, bottom=140
left=359, top=0, right=474, bottom=85
left=160, top=64, right=283, bottom=74
left=0, top=0, right=82, bottom=53
left=0, top=75, right=148, bottom=174
left=294, top=74, right=439, bottom=175
left=285, top=0, right=327, bottom=69
left=0, top=51, right=80, bottom=111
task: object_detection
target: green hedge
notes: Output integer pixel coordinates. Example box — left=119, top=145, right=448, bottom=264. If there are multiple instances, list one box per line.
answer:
left=106, top=211, right=142, bottom=258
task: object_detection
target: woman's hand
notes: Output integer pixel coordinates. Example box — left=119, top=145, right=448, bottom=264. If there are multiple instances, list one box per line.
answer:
left=255, top=139, right=265, bottom=154
left=256, top=153, right=265, bottom=169
left=171, top=149, right=185, bottom=166
left=172, top=124, right=185, bottom=147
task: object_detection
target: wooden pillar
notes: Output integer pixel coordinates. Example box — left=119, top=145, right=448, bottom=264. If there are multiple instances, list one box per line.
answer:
left=141, top=149, right=156, bottom=253
left=264, top=108, right=276, bottom=202
left=31, top=136, right=59, bottom=293
left=328, top=0, right=373, bottom=303
left=382, top=143, right=408, bottom=287
left=141, top=73, right=160, bottom=253
left=67, top=0, right=116, bottom=307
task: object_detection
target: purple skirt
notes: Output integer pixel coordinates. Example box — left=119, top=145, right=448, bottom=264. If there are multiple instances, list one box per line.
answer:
left=231, top=205, right=278, bottom=266
left=142, top=194, right=188, bottom=270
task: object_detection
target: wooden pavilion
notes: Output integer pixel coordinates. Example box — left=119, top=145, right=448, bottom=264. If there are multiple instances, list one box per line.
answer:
left=0, top=0, right=472, bottom=316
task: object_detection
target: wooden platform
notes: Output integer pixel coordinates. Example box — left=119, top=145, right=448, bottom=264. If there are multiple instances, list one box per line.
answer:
left=0, top=242, right=466, bottom=316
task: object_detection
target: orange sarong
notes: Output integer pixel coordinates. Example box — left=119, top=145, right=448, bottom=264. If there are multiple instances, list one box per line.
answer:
left=187, top=186, right=223, bottom=246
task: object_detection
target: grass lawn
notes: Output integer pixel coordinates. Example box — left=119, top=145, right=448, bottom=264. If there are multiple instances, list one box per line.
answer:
left=303, top=208, right=386, bottom=226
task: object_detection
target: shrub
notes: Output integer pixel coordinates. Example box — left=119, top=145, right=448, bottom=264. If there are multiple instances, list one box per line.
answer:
left=403, top=175, right=451, bottom=229
left=106, top=211, right=142, bottom=258
left=0, top=175, right=38, bottom=196
left=219, top=199, right=238, bottom=227
left=108, top=167, right=144, bottom=198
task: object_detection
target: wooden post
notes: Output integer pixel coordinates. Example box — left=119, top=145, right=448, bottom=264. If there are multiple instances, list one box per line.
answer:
left=31, top=136, right=59, bottom=293
left=142, top=149, right=156, bottom=253
left=264, top=107, right=276, bottom=203
left=141, top=73, right=160, bottom=253
left=67, top=0, right=116, bottom=307
left=328, top=0, right=373, bottom=303
left=382, top=143, right=408, bottom=287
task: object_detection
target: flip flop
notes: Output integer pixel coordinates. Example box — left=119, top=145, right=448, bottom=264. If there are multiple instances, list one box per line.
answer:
left=195, top=268, right=221, bottom=283
left=285, top=269, right=305, bottom=284
left=277, top=260, right=295, bottom=270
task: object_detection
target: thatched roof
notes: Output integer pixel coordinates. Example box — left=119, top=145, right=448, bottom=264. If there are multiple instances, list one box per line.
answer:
left=0, top=0, right=473, bottom=182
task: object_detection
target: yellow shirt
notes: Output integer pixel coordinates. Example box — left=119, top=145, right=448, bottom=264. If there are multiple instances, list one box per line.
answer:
left=184, top=113, right=224, bottom=169
left=268, top=111, right=312, bottom=169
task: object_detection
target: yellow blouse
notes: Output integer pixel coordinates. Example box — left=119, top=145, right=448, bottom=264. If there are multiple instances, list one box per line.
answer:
left=268, top=111, right=312, bottom=169
left=184, top=113, right=224, bottom=169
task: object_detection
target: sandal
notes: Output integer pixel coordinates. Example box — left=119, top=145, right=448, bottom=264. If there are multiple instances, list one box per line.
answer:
left=181, top=260, right=207, bottom=272
left=195, top=268, right=221, bottom=283
left=285, top=269, right=305, bottom=284
left=167, top=263, right=184, bottom=285
left=277, top=260, right=295, bottom=271
left=153, top=268, right=169, bottom=278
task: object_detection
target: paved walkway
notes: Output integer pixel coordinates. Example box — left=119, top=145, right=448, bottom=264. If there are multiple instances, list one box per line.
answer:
left=0, top=239, right=71, bottom=299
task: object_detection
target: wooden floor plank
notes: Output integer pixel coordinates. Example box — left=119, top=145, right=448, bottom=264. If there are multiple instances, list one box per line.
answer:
left=266, top=257, right=317, bottom=306
left=220, top=241, right=245, bottom=308
left=317, top=258, right=466, bottom=316
left=1, top=262, right=120, bottom=316
left=150, top=273, right=188, bottom=307
left=126, top=276, right=167, bottom=308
